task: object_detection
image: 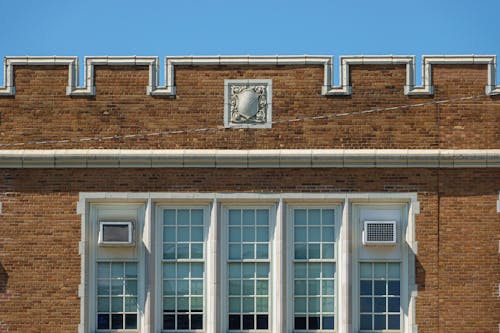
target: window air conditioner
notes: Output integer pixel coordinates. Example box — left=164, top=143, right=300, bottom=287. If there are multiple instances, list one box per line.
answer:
left=362, top=221, right=397, bottom=246
left=98, top=221, right=134, bottom=246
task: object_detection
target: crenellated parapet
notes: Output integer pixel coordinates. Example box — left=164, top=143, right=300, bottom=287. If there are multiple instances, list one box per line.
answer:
left=1, top=55, right=499, bottom=97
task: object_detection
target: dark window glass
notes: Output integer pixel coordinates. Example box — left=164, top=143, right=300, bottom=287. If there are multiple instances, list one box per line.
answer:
left=308, top=316, right=320, bottom=330
left=243, top=315, right=254, bottom=329
left=360, top=314, right=372, bottom=330
left=360, top=281, right=372, bottom=295
left=374, top=281, right=386, bottom=295
left=388, top=314, right=400, bottom=329
left=360, top=297, right=372, bottom=312
left=191, top=314, right=203, bottom=329
left=163, top=315, right=175, bottom=330
left=256, top=314, right=268, bottom=329
left=295, top=316, right=307, bottom=329
left=125, top=314, right=137, bottom=329
left=111, top=314, right=123, bottom=329
left=388, top=297, right=400, bottom=312
left=102, top=224, right=130, bottom=242
left=229, top=315, right=240, bottom=330
left=177, top=315, right=189, bottom=329
left=374, top=297, right=386, bottom=312
left=388, top=281, right=400, bottom=295
left=97, top=314, right=109, bottom=329
left=322, top=316, right=335, bottom=329
left=374, top=314, right=386, bottom=330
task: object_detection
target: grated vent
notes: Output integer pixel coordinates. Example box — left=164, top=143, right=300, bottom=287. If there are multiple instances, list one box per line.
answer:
left=362, top=221, right=397, bottom=245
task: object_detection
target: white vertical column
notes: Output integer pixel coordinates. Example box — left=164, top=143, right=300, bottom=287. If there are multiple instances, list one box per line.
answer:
left=338, top=198, right=350, bottom=333
left=206, top=199, right=218, bottom=333
left=142, top=199, right=153, bottom=333
left=273, top=199, right=284, bottom=333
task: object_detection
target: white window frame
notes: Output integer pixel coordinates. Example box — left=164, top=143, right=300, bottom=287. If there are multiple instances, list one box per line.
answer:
left=78, top=193, right=418, bottom=333
left=285, top=204, right=342, bottom=332
left=220, top=204, right=277, bottom=333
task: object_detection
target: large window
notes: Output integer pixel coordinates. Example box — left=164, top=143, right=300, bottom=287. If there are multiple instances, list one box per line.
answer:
left=82, top=193, right=417, bottom=333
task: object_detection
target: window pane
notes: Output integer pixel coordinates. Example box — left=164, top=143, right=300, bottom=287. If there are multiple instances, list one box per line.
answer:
left=161, top=208, right=206, bottom=331
left=227, top=208, right=270, bottom=330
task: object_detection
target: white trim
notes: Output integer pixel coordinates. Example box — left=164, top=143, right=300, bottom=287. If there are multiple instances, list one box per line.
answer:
left=497, top=192, right=500, bottom=213
left=1, top=149, right=500, bottom=168
left=1, top=55, right=499, bottom=97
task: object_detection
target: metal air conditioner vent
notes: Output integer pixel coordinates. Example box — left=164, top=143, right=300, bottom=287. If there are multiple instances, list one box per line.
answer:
left=98, top=221, right=134, bottom=246
left=362, top=221, right=397, bottom=246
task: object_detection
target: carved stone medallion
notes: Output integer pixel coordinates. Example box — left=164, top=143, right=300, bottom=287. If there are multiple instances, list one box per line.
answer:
left=224, top=79, right=272, bottom=128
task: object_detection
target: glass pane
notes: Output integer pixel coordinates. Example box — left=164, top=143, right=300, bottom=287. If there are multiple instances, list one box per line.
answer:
left=256, top=210, right=269, bottom=225
left=256, top=297, right=268, bottom=312
left=307, top=209, right=320, bottom=224
left=111, top=263, right=123, bottom=278
left=125, top=314, right=137, bottom=329
left=97, top=297, right=109, bottom=312
left=125, top=297, right=137, bottom=312
left=322, top=280, right=334, bottom=295
left=322, top=209, right=335, bottom=225
left=163, top=314, right=175, bottom=329
left=295, top=244, right=307, bottom=260
left=97, top=280, right=110, bottom=295
left=125, top=263, right=137, bottom=278
left=295, top=263, right=307, bottom=278
left=374, top=263, right=386, bottom=278
left=322, top=243, right=335, bottom=259
left=374, top=314, right=386, bottom=330
left=256, top=263, right=269, bottom=278
left=177, top=297, right=189, bottom=312
left=229, top=210, right=241, bottom=225
left=163, top=244, right=176, bottom=259
left=388, top=281, right=400, bottom=296
left=308, top=227, right=321, bottom=242
left=125, top=280, right=137, bottom=295
left=309, top=263, right=321, bottom=278
left=111, top=314, right=123, bottom=329
left=191, top=244, right=203, bottom=259
left=294, top=227, right=307, bottom=242
left=229, top=297, right=241, bottom=312
left=163, top=297, right=175, bottom=312
left=374, top=297, right=386, bottom=312
left=178, top=314, right=189, bottom=329
left=256, top=227, right=268, bottom=242
left=242, top=297, right=254, bottom=312
left=242, top=244, right=254, bottom=259
left=163, top=280, right=175, bottom=295
left=191, top=314, right=203, bottom=329
left=177, top=263, right=190, bottom=278
left=242, top=280, right=254, bottom=296
left=294, top=297, right=307, bottom=313
left=229, top=244, right=241, bottom=260
left=243, top=315, right=254, bottom=329
left=111, top=280, right=123, bottom=295
left=242, top=210, right=254, bottom=225
left=177, top=209, right=189, bottom=225
left=308, top=280, right=320, bottom=295
left=256, top=280, right=268, bottom=295
left=191, top=226, right=204, bottom=242
left=229, top=227, right=241, bottom=242
left=97, top=263, right=110, bottom=279
left=191, top=280, right=203, bottom=295
left=374, top=281, right=386, bottom=295
left=256, top=244, right=268, bottom=259
left=177, top=244, right=189, bottom=259
left=191, top=297, right=203, bottom=311
left=191, top=263, right=204, bottom=278
left=97, top=314, right=109, bottom=330
left=308, top=244, right=320, bottom=259
left=229, top=263, right=241, bottom=278
left=360, top=297, right=372, bottom=313
left=323, top=316, right=335, bottom=329
left=308, top=297, right=320, bottom=312
left=164, top=210, right=176, bottom=225
left=309, top=316, right=320, bottom=329
left=164, top=226, right=176, bottom=242
left=294, top=209, right=307, bottom=225
left=229, top=315, right=240, bottom=330
left=322, top=297, right=335, bottom=312
left=242, top=263, right=254, bottom=278
left=360, top=281, right=372, bottom=295
left=322, top=226, right=335, bottom=242
left=177, top=281, right=189, bottom=295
left=191, top=209, right=204, bottom=225
left=177, top=227, right=189, bottom=242
left=360, top=263, right=372, bottom=279
left=242, top=227, right=255, bottom=242
left=322, top=263, right=336, bottom=278
left=388, top=314, right=400, bottom=329
left=360, top=314, right=372, bottom=330
left=163, top=263, right=176, bottom=279
left=388, top=263, right=400, bottom=279
left=111, top=297, right=123, bottom=312
left=388, top=297, right=400, bottom=312
left=294, top=280, right=307, bottom=295
left=229, top=280, right=241, bottom=295
left=256, top=314, right=268, bottom=329
left=295, top=316, right=307, bottom=329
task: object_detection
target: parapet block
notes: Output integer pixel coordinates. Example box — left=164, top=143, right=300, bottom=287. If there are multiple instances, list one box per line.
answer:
left=1, top=55, right=499, bottom=97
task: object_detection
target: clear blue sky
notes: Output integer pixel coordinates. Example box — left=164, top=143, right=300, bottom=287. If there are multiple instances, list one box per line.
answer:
left=1, top=0, right=499, bottom=84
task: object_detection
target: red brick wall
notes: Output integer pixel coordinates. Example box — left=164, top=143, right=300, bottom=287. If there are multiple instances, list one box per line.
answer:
left=0, top=168, right=499, bottom=332
left=0, top=64, right=498, bottom=149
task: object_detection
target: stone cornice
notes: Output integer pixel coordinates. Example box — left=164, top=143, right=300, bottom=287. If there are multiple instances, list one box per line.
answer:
left=1, top=55, right=499, bottom=96
left=0, top=149, right=498, bottom=168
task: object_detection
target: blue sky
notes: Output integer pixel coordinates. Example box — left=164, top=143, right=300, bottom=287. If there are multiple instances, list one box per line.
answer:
left=1, top=0, right=499, bottom=84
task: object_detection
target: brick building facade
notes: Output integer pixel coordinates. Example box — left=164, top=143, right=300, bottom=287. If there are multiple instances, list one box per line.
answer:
left=0, top=55, right=499, bottom=333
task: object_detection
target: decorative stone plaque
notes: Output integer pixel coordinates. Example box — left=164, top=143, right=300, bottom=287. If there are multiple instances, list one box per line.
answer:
left=224, top=79, right=272, bottom=128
